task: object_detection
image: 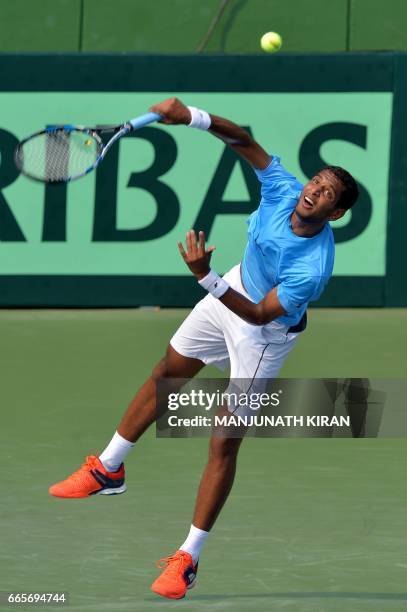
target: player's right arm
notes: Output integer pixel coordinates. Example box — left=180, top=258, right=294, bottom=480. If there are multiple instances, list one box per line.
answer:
left=208, top=114, right=271, bottom=170
left=149, top=97, right=271, bottom=170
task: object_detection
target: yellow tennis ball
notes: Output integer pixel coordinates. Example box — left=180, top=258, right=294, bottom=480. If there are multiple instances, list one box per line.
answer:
left=260, top=31, right=282, bottom=53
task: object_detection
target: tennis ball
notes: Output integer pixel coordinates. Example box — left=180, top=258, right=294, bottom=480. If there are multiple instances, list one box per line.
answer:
left=260, top=31, right=282, bottom=53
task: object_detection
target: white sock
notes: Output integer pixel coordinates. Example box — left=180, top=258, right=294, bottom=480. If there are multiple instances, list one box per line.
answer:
left=180, top=524, right=209, bottom=564
left=99, top=431, right=134, bottom=472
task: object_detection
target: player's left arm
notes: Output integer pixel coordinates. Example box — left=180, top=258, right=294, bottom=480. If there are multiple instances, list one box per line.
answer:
left=219, top=284, right=286, bottom=325
left=178, top=230, right=286, bottom=325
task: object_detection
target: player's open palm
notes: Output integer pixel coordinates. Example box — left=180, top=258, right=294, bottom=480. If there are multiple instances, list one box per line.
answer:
left=178, top=230, right=216, bottom=279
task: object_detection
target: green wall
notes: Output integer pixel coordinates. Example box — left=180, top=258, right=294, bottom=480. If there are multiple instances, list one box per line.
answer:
left=82, top=0, right=348, bottom=53
left=1, top=0, right=407, bottom=53
left=0, top=0, right=81, bottom=52
left=0, top=52, right=405, bottom=307
left=350, top=0, right=407, bottom=51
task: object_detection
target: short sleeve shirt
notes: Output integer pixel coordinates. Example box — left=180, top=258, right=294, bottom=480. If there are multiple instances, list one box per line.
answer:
left=240, top=155, right=335, bottom=326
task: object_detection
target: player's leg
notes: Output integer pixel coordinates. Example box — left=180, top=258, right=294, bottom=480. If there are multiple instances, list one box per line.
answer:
left=48, top=346, right=205, bottom=499
left=153, top=314, right=302, bottom=596
left=114, top=345, right=205, bottom=444
left=49, top=292, right=228, bottom=500
left=150, top=433, right=243, bottom=600
left=151, top=267, right=302, bottom=599
left=190, top=434, right=243, bottom=531
left=181, top=266, right=301, bottom=540
left=97, top=344, right=206, bottom=467
left=162, top=336, right=300, bottom=577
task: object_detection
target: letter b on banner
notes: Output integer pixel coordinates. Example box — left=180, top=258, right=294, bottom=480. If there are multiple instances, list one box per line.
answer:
left=93, top=127, right=180, bottom=241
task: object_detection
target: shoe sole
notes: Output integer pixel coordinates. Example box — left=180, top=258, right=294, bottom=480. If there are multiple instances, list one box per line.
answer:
left=151, top=578, right=197, bottom=600
left=180, top=579, right=197, bottom=600
left=95, top=484, right=127, bottom=496
left=187, top=579, right=197, bottom=591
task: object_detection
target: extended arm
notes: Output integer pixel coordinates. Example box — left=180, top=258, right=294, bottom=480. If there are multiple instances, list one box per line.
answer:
left=208, top=114, right=271, bottom=170
left=178, top=230, right=286, bottom=325
left=149, top=97, right=271, bottom=170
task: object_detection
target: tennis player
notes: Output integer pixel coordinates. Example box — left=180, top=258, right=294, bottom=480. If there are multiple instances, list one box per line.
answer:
left=49, top=98, right=359, bottom=599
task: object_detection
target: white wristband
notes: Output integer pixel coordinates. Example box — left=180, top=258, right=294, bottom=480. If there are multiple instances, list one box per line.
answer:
left=198, top=269, right=229, bottom=298
left=187, top=106, right=211, bottom=130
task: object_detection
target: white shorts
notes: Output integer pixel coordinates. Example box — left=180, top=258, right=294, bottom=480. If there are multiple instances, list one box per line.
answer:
left=170, top=264, right=301, bottom=382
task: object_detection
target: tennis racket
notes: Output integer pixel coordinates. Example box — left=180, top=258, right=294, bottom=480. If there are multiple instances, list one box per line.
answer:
left=14, top=112, right=162, bottom=184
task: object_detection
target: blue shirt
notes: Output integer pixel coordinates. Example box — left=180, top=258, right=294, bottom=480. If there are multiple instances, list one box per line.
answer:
left=241, top=155, right=335, bottom=327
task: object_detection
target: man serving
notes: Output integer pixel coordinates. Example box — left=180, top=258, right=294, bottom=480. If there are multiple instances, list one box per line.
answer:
left=49, top=98, right=359, bottom=599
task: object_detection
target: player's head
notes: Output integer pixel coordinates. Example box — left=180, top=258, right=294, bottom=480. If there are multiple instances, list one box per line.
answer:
left=296, top=166, right=359, bottom=223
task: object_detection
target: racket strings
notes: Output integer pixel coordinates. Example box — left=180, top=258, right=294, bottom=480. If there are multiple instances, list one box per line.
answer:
left=16, top=130, right=101, bottom=182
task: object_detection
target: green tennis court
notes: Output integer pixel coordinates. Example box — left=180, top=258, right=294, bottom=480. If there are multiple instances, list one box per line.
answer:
left=2, top=308, right=406, bottom=611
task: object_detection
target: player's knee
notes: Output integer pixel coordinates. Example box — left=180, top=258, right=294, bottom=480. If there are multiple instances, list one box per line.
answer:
left=151, top=344, right=203, bottom=380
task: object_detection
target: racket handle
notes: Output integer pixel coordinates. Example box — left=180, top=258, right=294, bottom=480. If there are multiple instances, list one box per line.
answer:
left=128, top=112, right=162, bottom=130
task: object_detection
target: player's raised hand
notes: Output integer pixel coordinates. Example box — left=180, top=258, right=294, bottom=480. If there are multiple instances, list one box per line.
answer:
left=149, top=97, right=191, bottom=125
left=178, top=230, right=216, bottom=279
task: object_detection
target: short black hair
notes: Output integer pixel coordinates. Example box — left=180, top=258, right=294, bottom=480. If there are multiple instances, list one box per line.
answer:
left=321, top=165, right=359, bottom=210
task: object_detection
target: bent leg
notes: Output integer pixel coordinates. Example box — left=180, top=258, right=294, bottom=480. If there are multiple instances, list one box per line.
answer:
left=118, top=345, right=205, bottom=442
left=49, top=344, right=205, bottom=498
left=118, top=292, right=229, bottom=442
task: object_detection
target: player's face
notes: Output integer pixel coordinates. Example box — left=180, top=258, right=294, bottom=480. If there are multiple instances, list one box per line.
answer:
left=296, top=170, right=346, bottom=222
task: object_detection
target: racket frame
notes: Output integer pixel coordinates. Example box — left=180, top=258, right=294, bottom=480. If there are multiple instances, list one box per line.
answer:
left=14, top=112, right=161, bottom=184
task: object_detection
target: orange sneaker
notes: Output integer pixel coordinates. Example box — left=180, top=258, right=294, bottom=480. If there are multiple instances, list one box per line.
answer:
left=49, top=455, right=126, bottom=498
left=151, top=550, right=198, bottom=599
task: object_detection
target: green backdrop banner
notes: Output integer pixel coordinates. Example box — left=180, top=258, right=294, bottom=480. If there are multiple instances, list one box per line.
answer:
left=0, top=53, right=404, bottom=306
